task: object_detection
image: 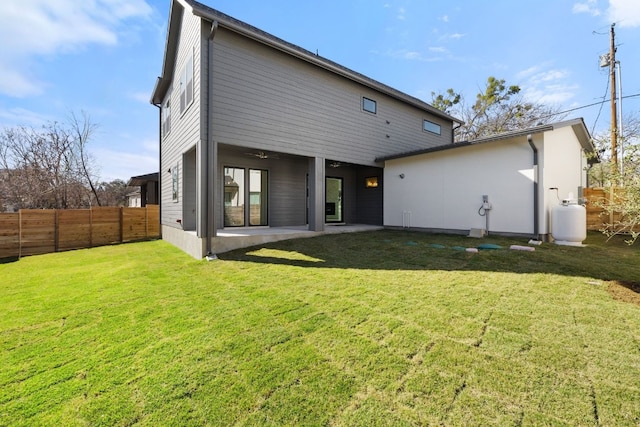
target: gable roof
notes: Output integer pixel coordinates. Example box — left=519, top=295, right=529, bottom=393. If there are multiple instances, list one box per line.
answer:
left=127, top=172, right=159, bottom=187
left=151, top=0, right=461, bottom=125
left=375, top=118, right=598, bottom=163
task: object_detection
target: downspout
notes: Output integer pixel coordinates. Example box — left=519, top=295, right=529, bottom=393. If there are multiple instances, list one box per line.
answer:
left=527, top=134, right=539, bottom=240
left=451, top=122, right=462, bottom=144
left=152, top=98, right=162, bottom=238
left=205, top=20, right=218, bottom=258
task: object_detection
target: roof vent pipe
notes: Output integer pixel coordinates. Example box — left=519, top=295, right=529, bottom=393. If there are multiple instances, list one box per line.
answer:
left=527, top=134, right=540, bottom=240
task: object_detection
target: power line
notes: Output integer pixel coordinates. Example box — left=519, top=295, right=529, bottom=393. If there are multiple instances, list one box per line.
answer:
left=591, top=74, right=610, bottom=135
left=538, top=93, right=640, bottom=124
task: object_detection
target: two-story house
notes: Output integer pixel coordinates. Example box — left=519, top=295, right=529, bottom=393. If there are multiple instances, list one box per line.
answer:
left=151, top=0, right=461, bottom=258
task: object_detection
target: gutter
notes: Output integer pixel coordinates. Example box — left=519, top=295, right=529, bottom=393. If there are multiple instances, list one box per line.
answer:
left=205, top=21, right=219, bottom=258
left=527, top=134, right=539, bottom=240
left=152, top=93, right=162, bottom=238
left=451, top=122, right=462, bottom=144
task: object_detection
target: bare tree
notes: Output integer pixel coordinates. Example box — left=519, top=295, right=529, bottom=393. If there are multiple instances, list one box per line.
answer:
left=68, top=111, right=101, bottom=206
left=95, top=179, right=131, bottom=207
left=0, top=112, right=100, bottom=211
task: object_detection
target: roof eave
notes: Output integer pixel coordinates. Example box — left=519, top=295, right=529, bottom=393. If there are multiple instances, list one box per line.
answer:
left=183, top=0, right=460, bottom=124
left=376, top=118, right=597, bottom=163
left=150, top=0, right=184, bottom=105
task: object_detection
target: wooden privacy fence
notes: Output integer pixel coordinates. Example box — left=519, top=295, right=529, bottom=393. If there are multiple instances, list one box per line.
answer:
left=583, top=187, right=636, bottom=232
left=0, top=205, right=159, bottom=259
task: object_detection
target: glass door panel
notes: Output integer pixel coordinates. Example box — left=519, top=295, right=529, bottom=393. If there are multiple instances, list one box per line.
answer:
left=325, top=177, right=343, bottom=223
left=249, top=169, right=268, bottom=226
left=224, top=167, right=245, bottom=226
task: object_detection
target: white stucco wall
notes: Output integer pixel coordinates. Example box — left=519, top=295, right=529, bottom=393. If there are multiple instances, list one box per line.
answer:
left=384, top=138, right=536, bottom=235
left=540, top=125, right=589, bottom=234
left=383, top=126, right=587, bottom=237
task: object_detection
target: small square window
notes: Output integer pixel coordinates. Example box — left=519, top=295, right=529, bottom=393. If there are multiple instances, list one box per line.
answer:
left=423, top=119, right=441, bottom=135
left=363, top=97, right=377, bottom=114
left=365, top=176, right=379, bottom=188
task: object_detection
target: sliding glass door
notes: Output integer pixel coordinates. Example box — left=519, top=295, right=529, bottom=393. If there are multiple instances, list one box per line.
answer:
left=325, top=177, right=343, bottom=223
left=249, top=169, right=268, bottom=226
left=224, top=167, right=268, bottom=227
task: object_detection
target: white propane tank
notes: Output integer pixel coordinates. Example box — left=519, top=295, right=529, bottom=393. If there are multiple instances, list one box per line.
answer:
left=551, top=199, right=587, bottom=246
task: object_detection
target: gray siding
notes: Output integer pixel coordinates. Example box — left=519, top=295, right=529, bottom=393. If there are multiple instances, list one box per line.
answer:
left=160, top=10, right=202, bottom=228
left=355, top=167, right=383, bottom=225
left=210, top=28, right=452, bottom=167
left=182, top=147, right=197, bottom=230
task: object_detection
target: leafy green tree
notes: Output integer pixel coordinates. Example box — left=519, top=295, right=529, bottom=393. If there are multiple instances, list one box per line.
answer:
left=431, top=76, right=564, bottom=141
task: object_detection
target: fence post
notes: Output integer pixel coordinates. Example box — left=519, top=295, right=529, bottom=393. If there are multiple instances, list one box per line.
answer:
left=18, top=209, right=22, bottom=259
left=89, top=208, right=93, bottom=248
left=608, top=187, right=614, bottom=228
left=54, top=209, right=60, bottom=252
left=119, top=207, right=124, bottom=243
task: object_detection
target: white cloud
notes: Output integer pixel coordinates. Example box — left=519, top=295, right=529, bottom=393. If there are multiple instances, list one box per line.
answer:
left=0, top=0, right=153, bottom=98
left=93, top=139, right=158, bottom=181
left=397, top=7, right=406, bottom=20
left=608, top=0, right=640, bottom=27
left=129, top=91, right=153, bottom=104
left=573, top=0, right=601, bottom=16
left=525, top=84, right=580, bottom=105
left=448, top=33, right=466, bottom=40
left=573, top=0, right=640, bottom=27
left=439, top=15, right=449, bottom=23
left=429, top=46, right=448, bottom=53
left=385, top=49, right=443, bottom=62
left=0, top=107, right=52, bottom=127
left=518, top=66, right=578, bottom=105
left=0, top=65, right=46, bottom=98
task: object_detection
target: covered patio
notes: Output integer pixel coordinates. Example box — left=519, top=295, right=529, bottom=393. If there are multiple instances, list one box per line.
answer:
left=211, top=224, right=383, bottom=254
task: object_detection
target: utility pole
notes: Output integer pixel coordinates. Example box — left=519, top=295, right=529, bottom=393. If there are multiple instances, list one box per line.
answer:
left=610, top=23, right=618, bottom=166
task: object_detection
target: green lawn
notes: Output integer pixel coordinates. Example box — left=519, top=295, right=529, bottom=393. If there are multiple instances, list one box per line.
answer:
left=1, top=230, right=639, bottom=426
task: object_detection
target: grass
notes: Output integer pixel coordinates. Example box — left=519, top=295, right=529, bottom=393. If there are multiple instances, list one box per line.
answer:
left=0, top=230, right=639, bottom=426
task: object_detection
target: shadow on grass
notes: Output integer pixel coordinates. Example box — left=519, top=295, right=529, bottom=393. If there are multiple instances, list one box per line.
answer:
left=218, top=229, right=640, bottom=284
left=0, top=256, right=19, bottom=264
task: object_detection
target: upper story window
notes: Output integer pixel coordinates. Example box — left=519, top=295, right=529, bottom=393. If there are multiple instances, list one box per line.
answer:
left=423, top=119, right=441, bottom=135
left=362, top=97, right=377, bottom=114
left=162, top=96, right=171, bottom=136
left=180, top=50, right=194, bottom=114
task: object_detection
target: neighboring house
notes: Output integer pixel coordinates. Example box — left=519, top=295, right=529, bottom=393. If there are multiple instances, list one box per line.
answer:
left=378, top=119, right=597, bottom=240
left=151, top=0, right=461, bottom=258
left=126, top=173, right=159, bottom=207
left=126, top=189, right=142, bottom=207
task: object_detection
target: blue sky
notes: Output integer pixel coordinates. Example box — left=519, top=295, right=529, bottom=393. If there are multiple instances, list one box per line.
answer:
left=0, top=0, right=639, bottom=181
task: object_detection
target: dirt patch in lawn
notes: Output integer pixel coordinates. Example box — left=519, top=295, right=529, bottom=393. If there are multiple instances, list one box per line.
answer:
left=607, top=281, right=640, bottom=307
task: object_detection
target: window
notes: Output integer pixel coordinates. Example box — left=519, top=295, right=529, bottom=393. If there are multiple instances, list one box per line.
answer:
left=362, top=97, right=377, bottom=114
left=179, top=51, right=194, bottom=113
left=171, top=164, right=179, bottom=202
left=423, top=119, right=441, bottom=135
left=162, top=97, right=171, bottom=136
